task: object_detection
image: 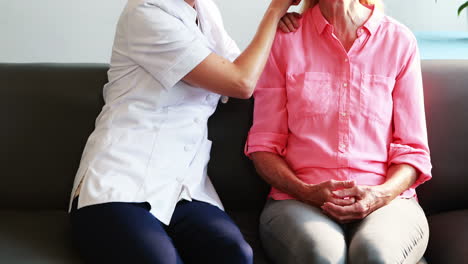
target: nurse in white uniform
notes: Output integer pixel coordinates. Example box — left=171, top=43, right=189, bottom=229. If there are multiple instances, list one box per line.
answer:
left=69, top=0, right=298, bottom=263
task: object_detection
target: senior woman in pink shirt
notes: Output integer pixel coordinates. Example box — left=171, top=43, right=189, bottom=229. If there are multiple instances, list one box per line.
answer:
left=246, top=0, right=432, bottom=263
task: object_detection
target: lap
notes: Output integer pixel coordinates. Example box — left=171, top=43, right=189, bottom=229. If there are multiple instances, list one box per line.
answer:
left=260, top=198, right=429, bottom=264
left=71, top=198, right=252, bottom=264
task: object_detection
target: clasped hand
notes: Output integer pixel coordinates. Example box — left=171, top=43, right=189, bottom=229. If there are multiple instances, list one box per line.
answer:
left=302, top=180, right=392, bottom=223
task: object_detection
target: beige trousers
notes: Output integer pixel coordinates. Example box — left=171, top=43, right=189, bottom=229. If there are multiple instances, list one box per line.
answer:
left=260, top=198, right=429, bottom=264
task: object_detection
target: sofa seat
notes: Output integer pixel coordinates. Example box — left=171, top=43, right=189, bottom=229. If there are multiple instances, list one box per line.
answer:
left=0, top=211, right=81, bottom=264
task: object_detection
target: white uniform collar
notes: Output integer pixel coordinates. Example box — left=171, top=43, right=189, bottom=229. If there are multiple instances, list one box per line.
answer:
left=174, top=0, right=198, bottom=24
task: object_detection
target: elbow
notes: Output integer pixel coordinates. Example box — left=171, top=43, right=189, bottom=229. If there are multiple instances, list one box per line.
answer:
left=234, top=78, right=255, bottom=99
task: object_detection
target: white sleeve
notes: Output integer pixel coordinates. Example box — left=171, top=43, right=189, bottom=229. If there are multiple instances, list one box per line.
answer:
left=127, top=3, right=212, bottom=90
left=223, top=34, right=241, bottom=62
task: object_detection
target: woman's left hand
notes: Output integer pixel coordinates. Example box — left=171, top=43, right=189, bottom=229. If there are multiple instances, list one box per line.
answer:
left=321, top=185, right=393, bottom=223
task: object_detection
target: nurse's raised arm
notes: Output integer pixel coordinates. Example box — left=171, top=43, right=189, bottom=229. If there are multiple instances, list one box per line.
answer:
left=183, top=0, right=298, bottom=99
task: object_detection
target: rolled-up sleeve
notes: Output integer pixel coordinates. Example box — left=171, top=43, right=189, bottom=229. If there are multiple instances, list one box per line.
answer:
left=389, top=38, right=432, bottom=189
left=245, top=37, right=288, bottom=157
left=127, top=3, right=212, bottom=90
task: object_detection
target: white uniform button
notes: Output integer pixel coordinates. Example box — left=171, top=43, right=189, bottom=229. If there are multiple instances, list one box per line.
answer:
left=194, top=117, right=201, bottom=124
left=358, top=29, right=364, bottom=35
left=344, top=58, right=349, bottom=63
left=343, top=83, right=348, bottom=87
left=184, top=145, right=193, bottom=152
left=221, top=96, right=229, bottom=104
left=340, top=112, right=347, bottom=117
left=340, top=144, right=346, bottom=149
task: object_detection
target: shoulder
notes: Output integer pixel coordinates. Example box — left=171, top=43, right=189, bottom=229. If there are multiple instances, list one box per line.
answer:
left=274, top=14, right=308, bottom=45
left=124, top=0, right=189, bottom=38
left=126, top=0, right=183, bottom=26
left=379, top=15, right=417, bottom=48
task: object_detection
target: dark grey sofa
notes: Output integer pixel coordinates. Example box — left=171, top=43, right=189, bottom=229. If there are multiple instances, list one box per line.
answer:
left=1, top=60, right=467, bottom=264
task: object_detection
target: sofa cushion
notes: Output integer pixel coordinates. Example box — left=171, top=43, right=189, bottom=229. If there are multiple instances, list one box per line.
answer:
left=425, top=210, right=468, bottom=263
left=0, top=210, right=82, bottom=264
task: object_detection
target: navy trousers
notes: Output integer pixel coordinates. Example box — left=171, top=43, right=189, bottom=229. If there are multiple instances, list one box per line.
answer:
left=70, top=197, right=253, bottom=264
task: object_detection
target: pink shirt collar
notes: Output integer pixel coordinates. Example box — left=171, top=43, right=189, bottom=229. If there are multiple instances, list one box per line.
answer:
left=311, top=4, right=384, bottom=35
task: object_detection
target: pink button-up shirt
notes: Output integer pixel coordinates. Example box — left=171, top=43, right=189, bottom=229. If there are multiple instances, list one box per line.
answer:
left=245, top=5, right=432, bottom=200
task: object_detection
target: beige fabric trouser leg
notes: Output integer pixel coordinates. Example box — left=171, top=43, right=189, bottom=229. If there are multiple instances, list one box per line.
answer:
left=260, top=198, right=429, bottom=264
left=347, top=198, right=429, bottom=264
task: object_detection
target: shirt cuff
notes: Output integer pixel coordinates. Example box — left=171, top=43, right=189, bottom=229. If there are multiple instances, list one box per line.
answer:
left=244, top=132, right=288, bottom=158
left=158, top=38, right=212, bottom=90
left=388, top=143, right=432, bottom=189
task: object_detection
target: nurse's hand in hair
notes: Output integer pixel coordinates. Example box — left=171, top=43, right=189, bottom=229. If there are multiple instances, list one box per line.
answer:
left=279, top=12, right=302, bottom=33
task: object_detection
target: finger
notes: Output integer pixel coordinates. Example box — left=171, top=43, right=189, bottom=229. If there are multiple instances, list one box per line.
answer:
left=278, top=21, right=290, bottom=33
left=281, top=16, right=296, bottom=32
left=329, top=197, right=355, bottom=206
left=332, top=187, right=358, bottom=198
left=321, top=204, right=358, bottom=223
left=293, top=12, right=302, bottom=19
left=321, top=203, right=363, bottom=222
left=288, top=13, right=300, bottom=28
left=329, top=179, right=356, bottom=190
left=322, top=202, right=351, bottom=215
left=324, top=210, right=355, bottom=224
left=326, top=201, right=369, bottom=219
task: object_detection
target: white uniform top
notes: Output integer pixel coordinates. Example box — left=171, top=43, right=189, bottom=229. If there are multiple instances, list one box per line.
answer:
left=69, top=0, right=240, bottom=225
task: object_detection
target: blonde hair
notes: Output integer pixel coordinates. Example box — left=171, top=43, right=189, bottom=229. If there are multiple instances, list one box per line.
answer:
left=301, top=0, right=383, bottom=13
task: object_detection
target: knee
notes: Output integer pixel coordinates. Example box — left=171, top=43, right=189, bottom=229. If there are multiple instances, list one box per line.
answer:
left=233, top=240, right=254, bottom=264
left=348, top=243, right=395, bottom=264
left=261, top=228, right=345, bottom=264
left=300, top=241, right=346, bottom=264
left=214, top=236, right=253, bottom=264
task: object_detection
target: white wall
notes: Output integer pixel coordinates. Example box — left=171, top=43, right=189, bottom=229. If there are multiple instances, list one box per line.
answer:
left=0, top=0, right=467, bottom=63
left=0, top=0, right=127, bottom=63
left=384, top=0, right=467, bottom=32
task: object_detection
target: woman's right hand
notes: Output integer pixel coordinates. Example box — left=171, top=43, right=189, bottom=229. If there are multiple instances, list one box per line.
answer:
left=299, top=180, right=357, bottom=207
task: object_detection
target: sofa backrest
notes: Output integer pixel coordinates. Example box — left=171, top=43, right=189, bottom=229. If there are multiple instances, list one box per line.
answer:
left=0, top=63, right=269, bottom=211
left=1, top=61, right=467, bottom=214
left=418, top=60, right=468, bottom=215
left=0, top=64, right=107, bottom=210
